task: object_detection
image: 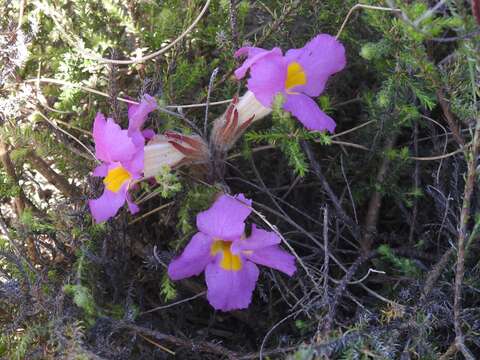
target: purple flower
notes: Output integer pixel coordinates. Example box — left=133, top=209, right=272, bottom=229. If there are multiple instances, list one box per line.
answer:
left=234, top=34, right=346, bottom=132
left=168, top=194, right=296, bottom=311
left=88, top=95, right=157, bottom=223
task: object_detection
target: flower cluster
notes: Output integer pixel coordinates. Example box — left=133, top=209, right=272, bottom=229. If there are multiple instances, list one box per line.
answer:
left=168, top=194, right=296, bottom=311
left=88, top=33, right=346, bottom=310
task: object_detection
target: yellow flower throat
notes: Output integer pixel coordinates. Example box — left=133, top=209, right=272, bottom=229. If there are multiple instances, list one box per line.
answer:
left=211, top=240, right=242, bottom=271
left=103, top=166, right=132, bottom=193
left=285, top=62, right=307, bottom=92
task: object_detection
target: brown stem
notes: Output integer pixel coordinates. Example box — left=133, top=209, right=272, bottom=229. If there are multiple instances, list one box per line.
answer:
left=0, top=140, right=44, bottom=264
left=228, top=0, right=239, bottom=49
left=361, top=134, right=398, bottom=253
left=301, top=141, right=358, bottom=235
left=321, top=252, right=374, bottom=336
left=473, top=0, right=480, bottom=26
left=438, top=342, right=457, bottom=360
left=0, top=140, right=43, bottom=217
left=420, top=247, right=454, bottom=303
left=119, top=322, right=240, bottom=360
left=0, top=140, right=26, bottom=215
left=436, top=89, right=465, bottom=147
left=26, top=150, right=81, bottom=198
left=453, top=124, right=479, bottom=360
left=409, top=122, right=420, bottom=244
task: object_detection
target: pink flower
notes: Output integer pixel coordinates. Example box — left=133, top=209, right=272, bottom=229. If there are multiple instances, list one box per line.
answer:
left=234, top=34, right=346, bottom=132
left=88, top=95, right=157, bottom=223
left=168, top=194, right=296, bottom=311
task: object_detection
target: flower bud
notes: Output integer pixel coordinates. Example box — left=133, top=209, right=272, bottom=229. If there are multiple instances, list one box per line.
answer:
left=144, top=132, right=208, bottom=178
left=211, top=91, right=271, bottom=151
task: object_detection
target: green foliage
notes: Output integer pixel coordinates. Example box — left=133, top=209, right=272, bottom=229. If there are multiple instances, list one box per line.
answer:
left=377, top=244, right=421, bottom=278
left=9, top=148, right=29, bottom=162
left=153, top=166, right=183, bottom=199
left=63, top=284, right=98, bottom=323
left=339, top=339, right=365, bottom=360
left=55, top=321, right=91, bottom=359
left=385, top=146, right=410, bottom=162
left=360, top=39, right=391, bottom=61
left=245, top=94, right=331, bottom=177
left=0, top=336, right=6, bottom=357
left=9, top=324, right=48, bottom=360
left=165, top=57, right=208, bottom=102
left=160, top=273, right=177, bottom=302
left=20, top=210, right=55, bottom=232
left=286, top=344, right=315, bottom=360
left=0, top=172, right=21, bottom=198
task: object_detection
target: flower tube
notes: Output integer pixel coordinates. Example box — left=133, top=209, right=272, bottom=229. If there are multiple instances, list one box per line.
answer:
left=143, top=131, right=208, bottom=178
left=211, top=92, right=271, bottom=151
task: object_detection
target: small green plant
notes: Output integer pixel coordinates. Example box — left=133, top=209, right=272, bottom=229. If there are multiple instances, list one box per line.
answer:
left=153, top=165, right=183, bottom=199
left=377, top=244, right=421, bottom=278
left=63, top=284, right=98, bottom=324
left=160, top=273, right=177, bottom=302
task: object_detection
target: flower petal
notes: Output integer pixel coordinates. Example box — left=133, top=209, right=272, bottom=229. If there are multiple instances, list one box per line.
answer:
left=88, top=186, right=127, bottom=223
left=245, top=52, right=287, bottom=107
left=123, top=145, right=144, bottom=176
left=285, top=34, right=346, bottom=97
left=129, top=129, right=146, bottom=149
left=196, top=194, right=252, bottom=241
left=142, top=129, right=156, bottom=140
left=231, top=225, right=280, bottom=253
left=283, top=93, right=336, bottom=132
left=128, top=94, right=157, bottom=135
left=126, top=192, right=139, bottom=214
left=246, top=245, right=296, bottom=276
left=205, top=260, right=259, bottom=311
left=168, top=232, right=214, bottom=280
left=93, top=113, right=136, bottom=163
left=92, top=163, right=108, bottom=177
left=234, top=47, right=282, bottom=79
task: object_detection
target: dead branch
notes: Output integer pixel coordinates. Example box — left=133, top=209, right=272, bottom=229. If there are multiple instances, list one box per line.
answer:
left=420, top=247, right=454, bottom=303
left=436, top=89, right=466, bottom=147
left=472, top=0, right=480, bottom=25
left=25, top=149, right=81, bottom=198
left=360, top=134, right=397, bottom=253
left=453, top=127, right=479, bottom=360
left=438, top=341, right=458, bottom=360
left=321, top=252, right=375, bottom=336
left=409, top=122, right=420, bottom=244
left=118, top=322, right=240, bottom=360
left=0, top=139, right=44, bottom=217
left=301, top=141, right=359, bottom=236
